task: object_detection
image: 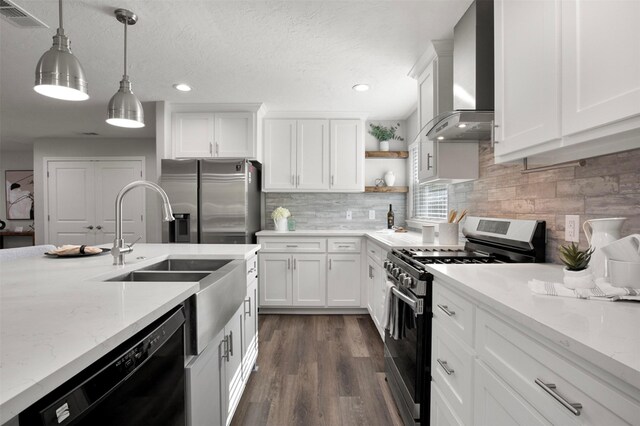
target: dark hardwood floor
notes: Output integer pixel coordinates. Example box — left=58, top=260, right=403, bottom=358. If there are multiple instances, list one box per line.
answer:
left=231, top=314, right=403, bottom=426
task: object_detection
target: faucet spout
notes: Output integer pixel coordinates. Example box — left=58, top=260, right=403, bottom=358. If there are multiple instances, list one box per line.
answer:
left=112, top=180, right=174, bottom=265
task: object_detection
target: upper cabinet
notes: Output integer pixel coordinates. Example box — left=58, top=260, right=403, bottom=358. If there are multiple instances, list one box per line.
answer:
left=494, top=0, right=640, bottom=164
left=263, top=118, right=364, bottom=192
left=156, top=103, right=265, bottom=162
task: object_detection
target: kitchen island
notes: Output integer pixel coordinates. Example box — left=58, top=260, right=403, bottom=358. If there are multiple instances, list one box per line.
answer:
left=0, top=244, right=259, bottom=425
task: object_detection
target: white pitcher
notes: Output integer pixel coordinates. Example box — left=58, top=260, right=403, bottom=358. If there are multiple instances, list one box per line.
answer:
left=583, top=217, right=626, bottom=279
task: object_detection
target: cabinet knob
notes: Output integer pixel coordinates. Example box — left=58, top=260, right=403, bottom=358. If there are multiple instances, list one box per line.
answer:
left=84, top=225, right=94, bottom=230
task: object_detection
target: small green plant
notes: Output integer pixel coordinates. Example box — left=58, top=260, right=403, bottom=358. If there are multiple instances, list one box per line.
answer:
left=559, top=243, right=594, bottom=271
left=368, top=123, right=404, bottom=142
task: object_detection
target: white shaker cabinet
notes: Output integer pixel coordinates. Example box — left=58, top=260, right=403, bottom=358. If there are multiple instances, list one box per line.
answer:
left=292, top=254, right=327, bottom=306
left=296, top=120, right=330, bottom=190
left=173, top=112, right=254, bottom=159
left=493, top=0, right=561, bottom=158
left=263, top=119, right=297, bottom=190
left=329, top=120, right=364, bottom=191
left=419, top=138, right=479, bottom=184
left=258, top=252, right=326, bottom=307
left=259, top=253, right=293, bottom=306
left=327, top=254, right=361, bottom=307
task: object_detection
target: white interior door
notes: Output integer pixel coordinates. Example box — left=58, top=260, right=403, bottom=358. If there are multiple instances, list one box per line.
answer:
left=94, top=161, right=145, bottom=245
left=47, top=161, right=96, bottom=246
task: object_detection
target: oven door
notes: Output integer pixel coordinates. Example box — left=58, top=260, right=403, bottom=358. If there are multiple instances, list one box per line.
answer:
left=384, top=284, right=430, bottom=425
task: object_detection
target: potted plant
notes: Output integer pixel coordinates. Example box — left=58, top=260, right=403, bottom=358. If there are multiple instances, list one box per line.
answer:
left=559, top=242, right=595, bottom=289
left=271, top=206, right=291, bottom=232
left=368, top=123, right=404, bottom=151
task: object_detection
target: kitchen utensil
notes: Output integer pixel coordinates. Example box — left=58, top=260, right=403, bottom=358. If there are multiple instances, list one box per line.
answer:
left=607, top=260, right=640, bottom=288
left=455, top=209, right=468, bottom=224
left=422, top=225, right=435, bottom=243
left=448, top=209, right=457, bottom=223
left=439, top=223, right=459, bottom=245
left=583, top=217, right=626, bottom=279
left=601, top=234, right=640, bottom=263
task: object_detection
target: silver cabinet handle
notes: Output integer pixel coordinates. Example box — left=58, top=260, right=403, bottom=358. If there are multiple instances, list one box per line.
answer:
left=84, top=225, right=94, bottom=230
left=437, top=359, right=454, bottom=375
left=293, top=258, right=297, bottom=269
left=244, top=297, right=252, bottom=317
left=437, top=304, right=456, bottom=317
left=368, top=265, right=373, bottom=278
left=427, top=153, right=433, bottom=170
left=286, top=245, right=298, bottom=248
left=228, top=330, right=233, bottom=356
left=535, top=379, right=582, bottom=416
left=288, top=258, right=291, bottom=269
left=338, top=245, right=351, bottom=248
left=331, top=175, right=335, bottom=186
left=96, top=225, right=103, bottom=230
left=221, top=336, right=230, bottom=361
left=291, top=174, right=294, bottom=185
left=329, top=258, right=332, bottom=270
left=209, top=142, right=213, bottom=156
left=491, top=120, right=500, bottom=148
left=296, top=175, right=300, bottom=186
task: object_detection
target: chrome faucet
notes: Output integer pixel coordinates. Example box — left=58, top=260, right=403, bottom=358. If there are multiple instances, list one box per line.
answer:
left=112, top=180, right=174, bottom=265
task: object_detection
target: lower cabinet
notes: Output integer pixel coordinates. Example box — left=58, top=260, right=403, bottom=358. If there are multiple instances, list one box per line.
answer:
left=226, top=305, right=244, bottom=423
left=365, top=241, right=387, bottom=339
left=292, top=254, right=326, bottom=306
left=242, top=278, right=258, bottom=379
left=327, top=254, right=361, bottom=307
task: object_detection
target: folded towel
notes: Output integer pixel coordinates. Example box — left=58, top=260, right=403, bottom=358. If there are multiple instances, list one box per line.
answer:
left=529, top=278, right=640, bottom=301
left=382, top=280, right=395, bottom=330
left=48, top=245, right=102, bottom=256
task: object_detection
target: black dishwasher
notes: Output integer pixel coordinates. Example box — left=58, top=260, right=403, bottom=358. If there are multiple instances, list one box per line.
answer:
left=20, top=306, right=186, bottom=426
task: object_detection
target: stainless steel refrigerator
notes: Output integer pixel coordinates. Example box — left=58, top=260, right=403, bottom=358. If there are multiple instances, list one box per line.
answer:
left=160, top=159, right=261, bottom=244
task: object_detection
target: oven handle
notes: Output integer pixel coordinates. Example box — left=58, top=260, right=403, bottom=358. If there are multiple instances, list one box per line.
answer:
left=391, top=287, right=423, bottom=315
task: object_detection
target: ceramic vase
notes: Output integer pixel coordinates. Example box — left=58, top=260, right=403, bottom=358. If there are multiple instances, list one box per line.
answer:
left=384, top=171, right=396, bottom=186
left=379, top=140, right=390, bottom=151
left=274, top=218, right=288, bottom=232
left=563, top=267, right=594, bottom=289
left=583, top=217, right=626, bottom=279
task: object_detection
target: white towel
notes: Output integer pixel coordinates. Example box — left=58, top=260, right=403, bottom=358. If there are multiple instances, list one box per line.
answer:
left=528, top=278, right=640, bottom=301
left=382, top=280, right=395, bottom=330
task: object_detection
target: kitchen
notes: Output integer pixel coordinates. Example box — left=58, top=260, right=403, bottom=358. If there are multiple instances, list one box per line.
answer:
left=1, top=0, right=639, bottom=425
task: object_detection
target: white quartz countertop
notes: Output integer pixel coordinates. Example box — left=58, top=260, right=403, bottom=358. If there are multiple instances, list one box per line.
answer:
left=0, top=243, right=260, bottom=424
left=428, top=263, right=640, bottom=390
left=256, top=229, right=465, bottom=250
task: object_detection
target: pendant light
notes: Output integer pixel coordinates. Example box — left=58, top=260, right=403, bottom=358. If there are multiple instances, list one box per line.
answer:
left=106, top=9, right=144, bottom=128
left=34, top=0, right=89, bottom=101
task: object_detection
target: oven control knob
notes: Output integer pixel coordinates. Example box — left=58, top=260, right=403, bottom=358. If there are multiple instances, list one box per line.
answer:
left=385, top=262, right=393, bottom=272
left=403, top=276, right=413, bottom=287
left=391, top=268, right=400, bottom=278
left=383, top=260, right=390, bottom=269
left=398, top=273, right=407, bottom=282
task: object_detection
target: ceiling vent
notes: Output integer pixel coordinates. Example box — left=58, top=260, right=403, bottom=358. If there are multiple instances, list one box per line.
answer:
left=0, top=0, right=48, bottom=28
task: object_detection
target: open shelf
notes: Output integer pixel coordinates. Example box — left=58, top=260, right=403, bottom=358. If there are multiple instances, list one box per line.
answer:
left=364, top=186, right=409, bottom=193
left=365, top=151, right=409, bottom=159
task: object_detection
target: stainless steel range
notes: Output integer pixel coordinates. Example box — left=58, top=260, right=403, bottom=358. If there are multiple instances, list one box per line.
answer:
left=383, top=216, right=546, bottom=426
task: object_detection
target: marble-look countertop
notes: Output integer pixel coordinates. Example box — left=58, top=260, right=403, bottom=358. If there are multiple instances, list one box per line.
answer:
left=0, top=243, right=260, bottom=424
left=256, top=229, right=465, bottom=250
left=428, top=263, right=640, bottom=390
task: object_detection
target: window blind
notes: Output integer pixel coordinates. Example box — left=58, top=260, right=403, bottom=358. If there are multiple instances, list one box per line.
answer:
left=410, top=145, right=448, bottom=220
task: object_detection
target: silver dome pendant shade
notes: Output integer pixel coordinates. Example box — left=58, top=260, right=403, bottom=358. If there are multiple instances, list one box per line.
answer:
left=34, top=0, right=89, bottom=101
left=106, top=9, right=144, bottom=129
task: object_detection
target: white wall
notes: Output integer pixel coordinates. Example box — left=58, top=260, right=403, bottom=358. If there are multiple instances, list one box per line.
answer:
left=32, top=138, right=160, bottom=245
left=0, top=150, right=35, bottom=247
left=405, top=109, right=420, bottom=143
left=365, top=120, right=408, bottom=187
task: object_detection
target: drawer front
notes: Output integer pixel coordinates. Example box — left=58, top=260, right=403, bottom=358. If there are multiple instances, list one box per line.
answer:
left=327, top=237, right=362, bottom=253
left=431, top=382, right=464, bottom=426
left=258, top=237, right=327, bottom=253
left=476, top=309, right=640, bottom=425
left=432, top=320, right=475, bottom=426
left=246, top=254, right=258, bottom=283
left=366, top=241, right=382, bottom=263
left=433, top=281, right=475, bottom=347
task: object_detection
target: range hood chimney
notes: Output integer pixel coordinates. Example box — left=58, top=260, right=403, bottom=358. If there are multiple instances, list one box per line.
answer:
left=426, top=0, right=494, bottom=141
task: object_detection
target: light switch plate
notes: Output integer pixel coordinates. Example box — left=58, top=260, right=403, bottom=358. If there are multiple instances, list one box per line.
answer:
left=565, top=215, right=580, bottom=242
left=346, top=210, right=352, bottom=220
left=369, top=210, right=375, bottom=220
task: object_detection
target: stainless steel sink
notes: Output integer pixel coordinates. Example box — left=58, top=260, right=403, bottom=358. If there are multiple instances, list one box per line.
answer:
left=107, top=271, right=211, bottom=282
left=140, top=259, right=232, bottom=272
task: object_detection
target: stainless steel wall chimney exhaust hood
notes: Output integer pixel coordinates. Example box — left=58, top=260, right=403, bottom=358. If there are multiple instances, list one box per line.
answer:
left=426, top=0, right=494, bottom=141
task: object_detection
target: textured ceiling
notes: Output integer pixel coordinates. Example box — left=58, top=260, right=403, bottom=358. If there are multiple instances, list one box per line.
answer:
left=0, top=0, right=472, bottom=150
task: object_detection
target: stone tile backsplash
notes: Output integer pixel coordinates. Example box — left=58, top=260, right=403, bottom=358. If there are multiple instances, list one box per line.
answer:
left=265, top=192, right=407, bottom=230
left=449, top=143, right=640, bottom=263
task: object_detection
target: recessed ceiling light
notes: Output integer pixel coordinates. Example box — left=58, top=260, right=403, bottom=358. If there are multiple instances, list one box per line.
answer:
left=174, top=83, right=192, bottom=92
left=437, top=136, right=445, bottom=140
left=352, top=84, right=370, bottom=92
left=457, top=123, right=467, bottom=128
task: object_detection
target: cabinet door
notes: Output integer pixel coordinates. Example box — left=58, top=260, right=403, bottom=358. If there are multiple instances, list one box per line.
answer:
left=330, top=120, right=364, bottom=191
left=185, top=328, right=226, bottom=426
left=494, top=0, right=561, bottom=156
left=562, top=0, right=640, bottom=136
left=292, top=254, right=326, bottom=306
left=173, top=113, right=215, bottom=158
left=374, top=263, right=387, bottom=335
left=226, top=305, right=244, bottom=423
left=94, top=160, right=145, bottom=245
left=263, top=119, right=296, bottom=190
left=47, top=161, right=96, bottom=246
left=366, top=257, right=377, bottom=320
left=297, top=120, right=330, bottom=190
left=259, top=253, right=292, bottom=306
left=431, top=383, right=464, bottom=426
left=215, top=112, right=253, bottom=158
left=474, top=360, right=551, bottom=426
left=242, top=279, right=258, bottom=379
left=327, top=254, right=361, bottom=307
left=419, top=138, right=436, bottom=180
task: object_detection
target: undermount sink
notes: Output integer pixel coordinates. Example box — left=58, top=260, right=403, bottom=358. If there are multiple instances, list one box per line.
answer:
left=140, top=259, right=232, bottom=272
left=107, top=271, right=211, bottom=282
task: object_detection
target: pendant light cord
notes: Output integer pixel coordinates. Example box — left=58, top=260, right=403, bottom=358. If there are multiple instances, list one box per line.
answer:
left=123, top=19, right=128, bottom=79
left=57, top=0, right=64, bottom=35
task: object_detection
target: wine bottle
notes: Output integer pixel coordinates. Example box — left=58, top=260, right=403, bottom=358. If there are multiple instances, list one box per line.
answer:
left=387, top=204, right=394, bottom=229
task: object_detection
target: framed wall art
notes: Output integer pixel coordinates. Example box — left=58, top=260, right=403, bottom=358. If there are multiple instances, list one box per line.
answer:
left=5, top=170, right=34, bottom=220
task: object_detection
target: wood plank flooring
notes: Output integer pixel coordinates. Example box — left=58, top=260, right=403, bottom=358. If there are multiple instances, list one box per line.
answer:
left=231, top=314, right=403, bottom=426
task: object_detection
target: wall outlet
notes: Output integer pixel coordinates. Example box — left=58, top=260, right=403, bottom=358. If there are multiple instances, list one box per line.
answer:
left=346, top=210, right=352, bottom=220
left=369, top=210, right=375, bottom=220
left=565, top=215, right=580, bottom=242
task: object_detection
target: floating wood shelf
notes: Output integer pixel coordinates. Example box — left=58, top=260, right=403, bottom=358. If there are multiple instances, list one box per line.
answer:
left=365, top=186, right=409, bottom=193
left=365, top=151, right=409, bottom=159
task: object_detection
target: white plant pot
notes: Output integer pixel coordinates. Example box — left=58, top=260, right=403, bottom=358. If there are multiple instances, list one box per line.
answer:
left=563, top=267, right=594, bottom=289
left=379, top=140, right=390, bottom=151
left=274, top=218, right=288, bottom=232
